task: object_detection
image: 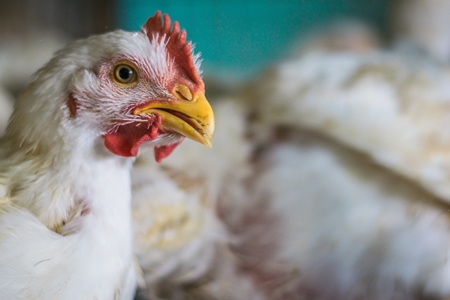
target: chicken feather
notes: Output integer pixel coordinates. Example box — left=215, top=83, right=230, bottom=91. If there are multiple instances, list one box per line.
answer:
left=0, top=11, right=214, bottom=299
left=133, top=49, right=450, bottom=299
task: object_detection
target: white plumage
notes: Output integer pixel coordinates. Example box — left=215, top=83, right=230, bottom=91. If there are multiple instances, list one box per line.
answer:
left=132, top=99, right=250, bottom=298
left=0, top=12, right=214, bottom=299
left=240, top=50, right=450, bottom=299
left=0, top=32, right=141, bottom=299
left=133, top=48, right=450, bottom=299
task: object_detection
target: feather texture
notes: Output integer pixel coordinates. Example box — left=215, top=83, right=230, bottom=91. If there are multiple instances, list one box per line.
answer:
left=0, top=11, right=212, bottom=299
left=133, top=49, right=450, bottom=299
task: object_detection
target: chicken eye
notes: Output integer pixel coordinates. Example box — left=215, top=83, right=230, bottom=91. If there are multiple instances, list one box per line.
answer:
left=112, top=62, right=138, bottom=86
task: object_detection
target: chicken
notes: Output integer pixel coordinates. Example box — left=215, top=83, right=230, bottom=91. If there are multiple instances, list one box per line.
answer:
left=238, top=50, right=450, bottom=299
left=132, top=46, right=450, bottom=299
left=0, top=11, right=214, bottom=300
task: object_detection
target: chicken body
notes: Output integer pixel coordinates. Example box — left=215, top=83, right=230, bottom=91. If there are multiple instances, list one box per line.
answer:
left=239, top=50, right=450, bottom=299
left=132, top=99, right=250, bottom=299
left=133, top=50, right=450, bottom=299
left=0, top=31, right=139, bottom=300
left=0, top=12, right=214, bottom=300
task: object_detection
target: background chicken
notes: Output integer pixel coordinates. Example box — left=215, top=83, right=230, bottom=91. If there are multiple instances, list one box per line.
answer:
left=131, top=32, right=450, bottom=300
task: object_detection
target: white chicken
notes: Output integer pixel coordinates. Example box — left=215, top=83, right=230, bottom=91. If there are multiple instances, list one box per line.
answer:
left=132, top=47, right=450, bottom=299
left=0, top=11, right=214, bottom=300
left=239, top=50, right=450, bottom=299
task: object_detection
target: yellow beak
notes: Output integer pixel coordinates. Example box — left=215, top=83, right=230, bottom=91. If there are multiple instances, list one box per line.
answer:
left=133, top=92, right=215, bottom=147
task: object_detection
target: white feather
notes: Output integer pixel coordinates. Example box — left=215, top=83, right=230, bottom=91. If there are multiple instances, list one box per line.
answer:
left=133, top=49, right=450, bottom=299
left=0, top=28, right=176, bottom=299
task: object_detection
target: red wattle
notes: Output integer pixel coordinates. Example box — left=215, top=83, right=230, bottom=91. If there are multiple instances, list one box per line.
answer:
left=103, top=117, right=161, bottom=157
left=102, top=116, right=184, bottom=162
left=154, top=138, right=184, bottom=163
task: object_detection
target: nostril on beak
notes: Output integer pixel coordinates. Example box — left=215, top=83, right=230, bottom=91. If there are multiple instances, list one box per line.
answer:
left=173, top=83, right=193, bottom=101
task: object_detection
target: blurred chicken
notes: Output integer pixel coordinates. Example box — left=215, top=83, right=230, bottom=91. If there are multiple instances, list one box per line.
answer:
left=133, top=42, right=450, bottom=299
left=0, top=32, right=67, bottom=137
left=132, top=98, right=251, bottom=299
left=239, top=50, right=450, bottom=299
left=388, top=0, right=450, bottom=63
left=0, top=33, right=67, bottom=92
left=0, top=11, right=214, bottom=299
left=0, top=85, right=13, bottom=136
left=296, top=20, right=379, bottom=55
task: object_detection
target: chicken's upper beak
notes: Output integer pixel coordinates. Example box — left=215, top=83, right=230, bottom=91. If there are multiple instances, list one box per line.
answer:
left=133, top=92, right=215, bottom=147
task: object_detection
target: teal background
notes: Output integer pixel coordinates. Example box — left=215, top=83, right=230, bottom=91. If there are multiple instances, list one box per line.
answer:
left=116, top=0, right=388, bottom=79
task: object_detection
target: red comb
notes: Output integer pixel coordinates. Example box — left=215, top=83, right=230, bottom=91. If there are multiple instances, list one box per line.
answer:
left=143, top=11, right=203, bottom=89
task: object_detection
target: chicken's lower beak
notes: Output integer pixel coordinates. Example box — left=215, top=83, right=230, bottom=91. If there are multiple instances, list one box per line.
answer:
left=133, top=92, right=215, bottom=147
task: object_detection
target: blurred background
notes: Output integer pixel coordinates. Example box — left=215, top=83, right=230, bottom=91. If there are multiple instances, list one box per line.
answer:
left=1, top=0, right=449, bottom=89
left=115, top=0, right=387, bottom=78
left=3, top=0, right=450, bottom=150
